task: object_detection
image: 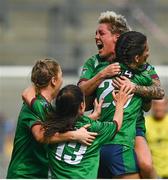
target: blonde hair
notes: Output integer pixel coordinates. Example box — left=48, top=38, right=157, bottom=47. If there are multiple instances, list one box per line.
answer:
left=98, top=11, right=131, bottom=34
left=31, top=58, right=60, bottom=90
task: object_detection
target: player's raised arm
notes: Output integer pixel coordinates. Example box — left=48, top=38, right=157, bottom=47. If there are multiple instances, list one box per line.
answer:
left=22, top=85, right=36, bottom=106
left=88, top=98, right=104, bottom=120
left=133, top=78, right=164, bottom=99
left=112, top=85, right=133, bottom=130
left=112, top=72, right=165, bottom=100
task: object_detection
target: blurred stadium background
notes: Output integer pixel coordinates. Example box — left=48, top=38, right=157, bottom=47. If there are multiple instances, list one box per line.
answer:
left=0, top=0, right=168, bottom=178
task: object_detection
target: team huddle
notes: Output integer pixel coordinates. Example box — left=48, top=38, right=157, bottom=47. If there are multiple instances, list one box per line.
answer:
left=6, top=11, right=164, bottom=179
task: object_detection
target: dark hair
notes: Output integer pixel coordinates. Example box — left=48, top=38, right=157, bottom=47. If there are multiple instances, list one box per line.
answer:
left=31, top=58, right=60, bottom=89
left=43, top=84, right=84, bottom=137
left=115, top=31, right=147, bottom=66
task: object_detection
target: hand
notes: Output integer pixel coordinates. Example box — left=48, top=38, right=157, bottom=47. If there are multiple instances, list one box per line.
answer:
left=74, top=124, right=98, bottom=146
left=100, top=63, right=120, bottom=78
left=22, top=85, right=36, bottom=106
left=112, top=85, right=133, bottom=107
left=112, top=76, right=135, bottom=93
left=88, top=98, right=104, bottom=120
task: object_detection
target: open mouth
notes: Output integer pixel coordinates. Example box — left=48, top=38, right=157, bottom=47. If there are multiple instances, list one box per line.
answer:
left=97, top=43, right=104, bottom=50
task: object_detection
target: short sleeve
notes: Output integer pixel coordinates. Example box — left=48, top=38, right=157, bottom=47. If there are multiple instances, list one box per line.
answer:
left=30, top=98, right=47, bottom=122
left=146, top=64, right=159, bottom=80
left=78, top=58, right=95, bottom=85
left=27, top=115, right=42, bottom=130
left=21, top=104, right=42, bottom=129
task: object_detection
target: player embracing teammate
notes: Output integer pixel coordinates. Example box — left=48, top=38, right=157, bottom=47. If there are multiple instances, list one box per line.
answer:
left=6, top=11, right=165, bottom=179
left=78, top=11, right=164, bottom=178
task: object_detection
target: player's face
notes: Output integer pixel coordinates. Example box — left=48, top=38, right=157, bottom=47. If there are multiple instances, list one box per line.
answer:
left=95, top=23, right=118, bottom=60
left=136, top=41, right=150, bottom=67
left=56, top=67, right=63, bottom=90
left=53, top=67, right=63, bottom=97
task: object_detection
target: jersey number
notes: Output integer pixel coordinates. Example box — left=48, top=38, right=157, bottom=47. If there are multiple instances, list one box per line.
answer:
left=98, top=79, right=132, bottom=108
left=55, top=142, right=87, bottom=165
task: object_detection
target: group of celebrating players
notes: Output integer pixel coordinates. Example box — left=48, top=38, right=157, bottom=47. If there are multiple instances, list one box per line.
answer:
left=6, top=11, right=165, bottom=179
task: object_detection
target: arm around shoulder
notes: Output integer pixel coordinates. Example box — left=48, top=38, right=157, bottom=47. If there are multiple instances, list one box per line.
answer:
left=31, top=123, right=97, bottom=145
left=22, top=85, right=36, bottom=106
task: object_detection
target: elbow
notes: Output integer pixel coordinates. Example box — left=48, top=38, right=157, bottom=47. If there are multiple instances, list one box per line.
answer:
left=21, top=91, right=26, bottom=102
left=79, top=85, right=88, bottom=96
left=78, top=82, right=85, bottom=93
left=35, top=136, right=45, bottom=144
left=114, top=120, right=121, bottom=131
left=78, top=81, right=90, bottom=96
left=21, top=91, right=31, bottom=105
left=160, top=89, right=165, bottom=99
left=117, top=124, right=121, bottom=131
left=33, top=131, right=45, bottom=144
left=32, top=124, right=46, bottom=143
left=155, top=88, right=165, bottom=99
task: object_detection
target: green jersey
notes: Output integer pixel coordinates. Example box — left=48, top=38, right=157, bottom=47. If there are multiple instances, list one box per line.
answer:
left=79, top=54, right=152, bottom=147
left=136, top=63, right=160, bottom=133
left=48, top=115, right=118, bottom=179
left=79, top=54, right=102, bottom=84
left=7, top=95, right=52, bottom=178
left=96, top=65, right=152, bottom=147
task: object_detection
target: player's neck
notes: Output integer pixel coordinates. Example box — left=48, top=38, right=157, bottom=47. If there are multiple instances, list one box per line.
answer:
left=106, top=53, right=115, bottom=63
left=40, top=88, right=53, bottom=103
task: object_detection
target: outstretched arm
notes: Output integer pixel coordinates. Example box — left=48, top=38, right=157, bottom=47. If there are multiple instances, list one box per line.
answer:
left=112, top=85, right=133, bottom=130
left=133, top=78, right=164, bottom=99
left=112, top=76, right=164, bottom=99
left=88, top=98, right=104, bottom=120
left=32, top=123, right=97, bottom=146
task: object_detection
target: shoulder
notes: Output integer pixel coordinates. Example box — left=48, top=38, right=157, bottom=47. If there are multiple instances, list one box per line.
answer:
left=75, top=115, right=101, bottom=131
left=31, top=95, right=49, bottom=109
left=86, top=54, right=100, bottom=61
left=30, top=95, right=52, bottom=120
left=20, top=103, right=32, bottom=115
left=76, top=115, right=93, bottom=126
left=83, top=54, right=100, bottom=66
left=18, top=103, right=40, bottom=126
left=143, top=63, right=159, bottom=79
left=145, top=63, right=155, bottom=73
